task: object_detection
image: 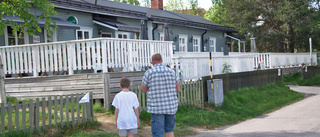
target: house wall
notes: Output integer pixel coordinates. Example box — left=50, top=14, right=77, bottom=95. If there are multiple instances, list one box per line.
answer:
left=206, top=30, right=226, bottom=52
left=55, top=8, right=92, bottom=40
left=154, top=24, right=228, bottom=53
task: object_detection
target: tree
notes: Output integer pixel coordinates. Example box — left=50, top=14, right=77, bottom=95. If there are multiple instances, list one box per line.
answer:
left=0, top=0, right=56, bottom=36
left=164, top=0, right=185, bottom=11
left=114, top=0, right=140, bottom=5
left=206, top=0, right=320, bottom=52
left=205, top=1, right=224, bottom=24
left=140, top=0, right=151, bottom=7
left=165, top=0, right=206, bottom=17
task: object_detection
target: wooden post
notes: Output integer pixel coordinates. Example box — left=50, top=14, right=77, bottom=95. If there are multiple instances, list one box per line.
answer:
left=0, top=55, right=6, bottom=104
left=103, top=73, right=110, bottom=110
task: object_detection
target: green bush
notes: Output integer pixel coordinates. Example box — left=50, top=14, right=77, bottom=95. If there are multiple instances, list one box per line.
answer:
left=297, top=74, right=320, bottom=86
left=6, top=96, right=19, bottom=104
left=282, top=72, right=301, bottom=83
left=93, top=103, right=106, bottom=113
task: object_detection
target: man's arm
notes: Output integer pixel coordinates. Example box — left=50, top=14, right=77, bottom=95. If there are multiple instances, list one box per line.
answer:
left=176, top=82, right=181, bottom=93
left=134, top=108, right=140, bottom=127
left=141, top=84, right=149, bottom=93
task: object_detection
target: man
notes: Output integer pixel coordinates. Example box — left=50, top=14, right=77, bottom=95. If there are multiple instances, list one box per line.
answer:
left=141, top=53, right=181, bottom=137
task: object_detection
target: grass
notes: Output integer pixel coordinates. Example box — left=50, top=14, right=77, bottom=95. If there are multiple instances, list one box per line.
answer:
left=138, top=82, right=304, bottom=130
left=297, top=74, right=320, bottom=86
left=1, top=80, right=309, bottom=136
left=283, top=72, right=320, bottom=86
left=175, top=82, right=304, bottom=129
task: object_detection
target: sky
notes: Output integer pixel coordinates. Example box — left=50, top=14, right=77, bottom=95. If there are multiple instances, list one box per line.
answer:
left=163, top=0, right=213, bottom=10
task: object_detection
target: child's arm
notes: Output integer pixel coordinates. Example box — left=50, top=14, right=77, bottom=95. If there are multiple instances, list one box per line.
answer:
left=134, top=108, right=140, bottom=127
left=115, top=108, right=119, bottom=128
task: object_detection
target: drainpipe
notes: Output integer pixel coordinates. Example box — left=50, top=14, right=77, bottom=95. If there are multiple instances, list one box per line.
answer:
left=201, top=30, right=207, bottom=52
left=152, top=24, right=158, bottom=40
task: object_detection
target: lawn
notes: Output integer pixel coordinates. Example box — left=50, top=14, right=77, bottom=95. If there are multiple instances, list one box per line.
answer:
left=2, top=82, right=306, bottom=137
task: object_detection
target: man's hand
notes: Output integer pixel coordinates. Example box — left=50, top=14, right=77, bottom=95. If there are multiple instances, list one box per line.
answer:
left=141, top=84, right=149, bottom=93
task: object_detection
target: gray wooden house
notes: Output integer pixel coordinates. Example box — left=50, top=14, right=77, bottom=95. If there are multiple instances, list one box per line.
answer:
left=1, top=0, right=246, bottom=54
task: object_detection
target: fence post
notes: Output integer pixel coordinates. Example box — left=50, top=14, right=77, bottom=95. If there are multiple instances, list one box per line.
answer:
left=0, top=55, right=6, bottom=104
left=103, top=73, right=110, bottom=110
left=90, top=92, right=94, bottom=121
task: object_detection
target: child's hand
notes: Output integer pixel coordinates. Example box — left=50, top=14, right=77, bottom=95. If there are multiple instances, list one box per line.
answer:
left=138, top=121, right=140, bottom=127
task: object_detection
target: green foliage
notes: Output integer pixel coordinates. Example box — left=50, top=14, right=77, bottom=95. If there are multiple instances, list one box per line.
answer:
left=297, top=74, right=320, bottom=86
left=1, top=129, right=32, bottom=137
left=93, top=103, right=106, bottom=113
left=222, top=62, right=232, bottom=74
left=175, top=83, right=304, bottom=129
left=139, top=110, right=151, bottom=122
left=0, top=0, right=57, bottom=36
left=165, top=0, right=206, bottom=17
left=282, top=72, right=302, bottom=83
left=282, top=73, right=320, bottom=86
left=114, top=0, right=140, bottom=5
left=6, top=96, right=18, bottom=104
left=206, top=0, right=320, bottom=52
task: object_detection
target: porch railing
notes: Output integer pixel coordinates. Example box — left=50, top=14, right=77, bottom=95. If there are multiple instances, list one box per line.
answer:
left=0, top=38, right=173, bottom=77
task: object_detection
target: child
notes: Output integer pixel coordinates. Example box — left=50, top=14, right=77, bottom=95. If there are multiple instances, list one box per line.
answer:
left=112, top=78, right=140, bottom=137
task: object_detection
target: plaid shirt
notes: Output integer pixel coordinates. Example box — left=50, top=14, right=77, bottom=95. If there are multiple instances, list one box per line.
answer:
left=142, top=64, right=180, bottom=114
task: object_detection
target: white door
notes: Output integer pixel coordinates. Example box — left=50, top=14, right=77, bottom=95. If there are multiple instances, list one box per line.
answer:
left=209, top=37, right=216, bottom=52
left=193, top=36, right=200, bottom=52
left=179, top=35, right=187, bottom=52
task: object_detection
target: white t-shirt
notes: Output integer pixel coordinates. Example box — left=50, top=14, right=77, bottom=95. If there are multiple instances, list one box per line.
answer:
left=112, top=91, right=139, bottom=130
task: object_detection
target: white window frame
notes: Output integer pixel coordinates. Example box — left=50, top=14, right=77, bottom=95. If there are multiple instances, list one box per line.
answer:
left=179, top=34, right=188, bottom=52
left=4, top=25, right=29, bottom=46
left=193, top=35, right=201, bottom=52
left=115, top=31, right=130, bottom=39
left=159, top=32, right=164, bottom=41
left=100, top=32, right=112, bottom=38
left=44, top=28, right=57, bottom=43
left=76, top=27, right=93, bottom=40
left=209, top=37, right=217, bottom=52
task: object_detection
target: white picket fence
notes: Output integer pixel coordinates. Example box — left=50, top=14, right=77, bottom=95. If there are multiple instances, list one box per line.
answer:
left=0, top=38, right=173, bottom=77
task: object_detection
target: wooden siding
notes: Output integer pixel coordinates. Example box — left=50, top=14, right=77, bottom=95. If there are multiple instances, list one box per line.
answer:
left=5, top=71, right=145, bottom=102
left=5, top=74, right=103, bottom=99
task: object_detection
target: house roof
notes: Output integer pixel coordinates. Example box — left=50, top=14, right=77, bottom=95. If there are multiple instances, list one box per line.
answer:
left=50, top=0, right=235, bottom=32
left=3, top=14, right=80, bottom=29
left=93, top=19, right=140, bottom=32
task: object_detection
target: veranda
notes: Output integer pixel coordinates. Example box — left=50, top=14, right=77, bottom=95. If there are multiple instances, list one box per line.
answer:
left=0, top=38, right=317, bottom=81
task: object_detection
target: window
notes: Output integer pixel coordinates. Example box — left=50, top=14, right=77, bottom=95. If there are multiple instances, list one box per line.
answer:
left=209, top=37, right=216, bottom=52
left=5, top=26, right=28, bottom=46
left=193, top=36, right=200, bottom=52
left=101, top=32, right=112, bottom=38
left=179, top=35, right=187, bottom=52
left=44, top=29, right=57, bottom=43
left=118, top=34, right=128, bottom=39
left=116, top=31, right=130, bottom=39
left=76, top=28, right=92, bottom=40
